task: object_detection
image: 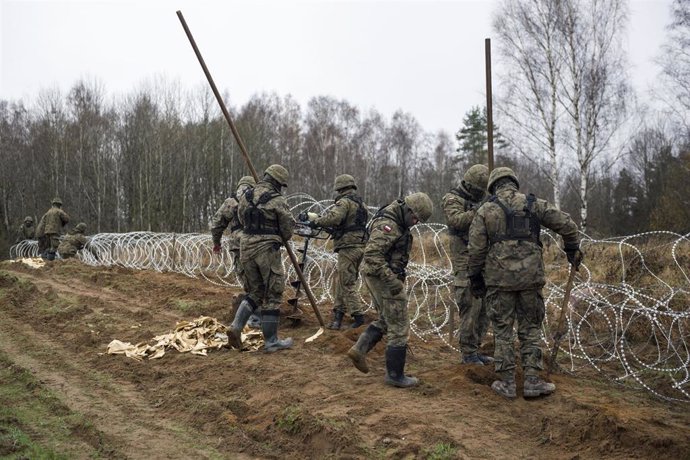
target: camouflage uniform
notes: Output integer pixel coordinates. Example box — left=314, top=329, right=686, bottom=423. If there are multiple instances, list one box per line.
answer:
left=38, top=199, right=70, bottom=259
left=58, top=223, right=87, bottom=259
left=348, top=192, right=433, bottom=388
left=468, top=167, right=580, bottom=398
left=210, top=176, right=255, bottom=292
left=228, top=165, right=294, bottom=353
left=15, top=217, right=36, bottom=243
left=441, top=164, right=491, bottom=363
left=313, top=179, right=368, bottom=329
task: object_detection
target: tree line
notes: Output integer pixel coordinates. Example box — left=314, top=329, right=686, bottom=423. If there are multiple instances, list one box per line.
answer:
left=1, top=0, right=688, bottom=257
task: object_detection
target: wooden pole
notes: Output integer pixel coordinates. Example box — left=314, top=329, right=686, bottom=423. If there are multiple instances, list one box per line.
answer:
left=176, top=10, right=325, bottom=329
left=485, top=38, right=494, bottom=173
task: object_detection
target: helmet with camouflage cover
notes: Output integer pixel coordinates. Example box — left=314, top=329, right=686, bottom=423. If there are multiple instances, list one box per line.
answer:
left=264, top=164, right=289, bottom=187
left=462, top=164, right=489, bottom=192
left=52, top=197, right=63, bottom=206
left=404, top=192, right=434, bottom=223
left=74, top=222, right=87, bottom=233
left=333, top=174, right=357, bottom=192
left=487, top=167, right=519, bottom=194
left=24, top=216, right=34, bottom=224
left=237, top=176, right=256, bottom=188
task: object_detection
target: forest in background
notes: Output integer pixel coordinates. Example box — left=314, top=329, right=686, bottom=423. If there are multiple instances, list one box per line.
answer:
left=1, top=0, right=688, bottom=257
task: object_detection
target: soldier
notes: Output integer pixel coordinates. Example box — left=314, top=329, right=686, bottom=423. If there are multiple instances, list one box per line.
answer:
left=304, top=174, right=369, bottom=330
left=210, top=176, right=260, bottom=327
left=37, top=197, right=70, bottom=260
left=15, top=216, right=36, bottom=243
left=228, top=164, right=295, bottom=353
left=347, top=192, right=434, bottom=388
left=441, top=164, right=493, bottom=365
left=467, top=167, right=582, bottom=399
left=58, top=222, right=88, bottom=259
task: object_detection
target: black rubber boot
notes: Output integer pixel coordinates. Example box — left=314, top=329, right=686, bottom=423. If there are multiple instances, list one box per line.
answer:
left=327, top=310, right=344, bottom=330
left=347, top=324, right=383, bottom=373
left=228, top=299, right=254, bottom=350
left=384, top=346, right=419, bottom=388
left=247, top=312, right=262, bottom=328
left=461, top=353, right=484, bottom=365
left=350, top=313, right=365, bottom=329
left=261, top=309, right=293, bottom=353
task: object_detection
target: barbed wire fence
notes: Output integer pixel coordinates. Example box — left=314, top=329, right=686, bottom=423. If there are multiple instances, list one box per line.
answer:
left=8, top=194, right=690, bottom=402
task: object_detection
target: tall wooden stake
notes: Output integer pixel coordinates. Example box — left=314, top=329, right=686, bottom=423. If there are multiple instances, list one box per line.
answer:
left=485, top=38, right=494, bottom=173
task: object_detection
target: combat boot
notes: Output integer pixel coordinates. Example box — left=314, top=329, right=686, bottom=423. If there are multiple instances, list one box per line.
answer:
left=228, top=299, right=254, bottom=350
left=384, top=345, right=419, bottom=388
left=261, top=309, right=293, bottom=353
left=477, top=353, right=495, bottom=364
left=491, top=379, right=517, bottom=399
left=350, top=313, right=365, bottom=329
left=461, top=353, right=484, bottom=365
left=523, top=375, right=556, bottom=398
left=347, top=324, right=383, bottom=373
left=327, top=310, right=344, bottom=330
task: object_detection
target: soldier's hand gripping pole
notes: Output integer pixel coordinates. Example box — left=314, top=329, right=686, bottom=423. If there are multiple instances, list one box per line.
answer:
left=546, top=265, right=577, bottom=378
left=176, top=11, right=326, bottom=333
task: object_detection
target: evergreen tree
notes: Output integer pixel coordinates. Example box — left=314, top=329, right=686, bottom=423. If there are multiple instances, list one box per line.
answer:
left=454, top=106, right=507, bottom=168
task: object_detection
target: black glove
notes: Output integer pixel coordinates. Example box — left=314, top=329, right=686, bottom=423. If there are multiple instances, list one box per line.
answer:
left=308, top=220, right=319, bottom=229
left=564, top=242, right=583, bottom=270
left=468, top=273, right=487, bottom=298
left=297, top=211, right=309, bottom=222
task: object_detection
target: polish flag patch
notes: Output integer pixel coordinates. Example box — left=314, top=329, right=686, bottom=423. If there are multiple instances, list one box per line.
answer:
left=383, top=225, right=392, bottom=233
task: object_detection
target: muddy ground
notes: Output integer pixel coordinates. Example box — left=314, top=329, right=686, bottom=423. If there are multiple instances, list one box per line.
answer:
left=0, top=259, right=688, bottom=459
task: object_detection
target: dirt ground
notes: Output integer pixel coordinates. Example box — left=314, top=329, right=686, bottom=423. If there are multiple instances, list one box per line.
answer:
left=0, top=259, right=688, bottom=460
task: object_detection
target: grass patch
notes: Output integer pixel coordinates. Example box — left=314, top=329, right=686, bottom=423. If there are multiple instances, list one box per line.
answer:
left=275, top=405, right=303, bottom=435
left=0, top=351, right=112, bottom=458
left=425, top=442, right=457, bottom=460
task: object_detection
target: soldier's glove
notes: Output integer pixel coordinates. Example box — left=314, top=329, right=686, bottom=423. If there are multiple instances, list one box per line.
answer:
left=468, top=273, right=487, bottom=298
left=212, top=244, right=221, bottom=254
left=384, top=272, right=404, bottom=296
left=297, top=211, right=309, bottom=222
left=564, top=242, right=583, bottom=271
left=307, top=212, right=319, bottom=221
left=308, top=220, right=319, bottom=229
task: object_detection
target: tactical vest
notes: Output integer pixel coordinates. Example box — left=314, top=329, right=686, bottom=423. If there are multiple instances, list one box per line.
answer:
left=242, top=189, right=281, bottom=235
left=332, top=194, right=368, bottom=241
left=447, top=187, right=479, bottom=237
left=488, top=193, right=542, bottom=247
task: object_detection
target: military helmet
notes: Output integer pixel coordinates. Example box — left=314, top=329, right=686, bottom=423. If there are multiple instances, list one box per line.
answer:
left=74, top=222, right=87, bottom=233
left=237, top=176, right=256, bottom=188
left=404, top=192, right=434, bottom=223
left=333, top=174, right=357, bottom=192
left=264, top=164, right=289, bottom=187
left=463, top=164, right=489, bottom=192
left=24, top=216, right=33, bottom=224
left=51, top=197, right=63, bottom=206
left=487, top=167, right=519, bottom=193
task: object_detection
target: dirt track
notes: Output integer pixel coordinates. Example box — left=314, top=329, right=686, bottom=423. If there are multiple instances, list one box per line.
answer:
left=0, top=259, right=688, bottom=459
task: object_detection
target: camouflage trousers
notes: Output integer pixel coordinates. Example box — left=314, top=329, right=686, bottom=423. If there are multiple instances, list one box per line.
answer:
left=487, top=290, right=545, bottom=378
left=231, top=248, right=249, bottom=293
left=241, top=244, right=284, bottom=311
left=42, top=233, right=60, bottom=256
left=333, top=246, right=364, bottom=316
left=363, top=275, right=408, bottom=347
left=456, top=286, right=490, bottom=355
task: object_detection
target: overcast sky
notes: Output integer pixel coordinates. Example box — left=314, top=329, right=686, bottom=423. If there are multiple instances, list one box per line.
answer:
left=0, top=0, right=673, bottom=135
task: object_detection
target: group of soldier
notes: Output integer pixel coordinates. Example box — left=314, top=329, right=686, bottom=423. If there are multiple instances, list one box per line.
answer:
left=15, top=197, right=88, bottom=261
left=213, top=161, right=582, bottom=400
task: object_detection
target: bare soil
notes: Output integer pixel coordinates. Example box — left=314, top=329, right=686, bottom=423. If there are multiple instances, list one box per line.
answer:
left=0, top=259, right=688, bottom=459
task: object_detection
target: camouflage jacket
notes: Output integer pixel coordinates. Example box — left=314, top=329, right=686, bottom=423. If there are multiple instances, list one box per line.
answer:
left=210, top=196, right=243, bottom=251
left=238, top=180, right=295, bottom=256
left=468, top=182, right=579, bottom=292
left=313, top=189, right=368, bottom=251
left=40, top=206, right=70, bottom=235
left=360, top=200, right=412, bottom=287
left=15, top=223, right=36, bottom=243
left=441, top=184, right=486, bottom=287
left=57, top=231, right=87, bottom=257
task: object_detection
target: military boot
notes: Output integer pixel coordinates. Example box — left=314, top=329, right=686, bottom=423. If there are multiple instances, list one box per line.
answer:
left=523, top=376, right=556, bottom=398
left=384, top=345, right=419, bottom=388
left=327, top=310, right=344, bottom=330
left=347, top=324, right=383, bottom=373
left=461, top=353, right=484, bottom=365
left=261, top=309, right=293, bottom=353
left=350, top=313, right=365, bottom=329
left=477, top=354, right=495, bottom=364
left=491, top=379, right=517, bottom=399
left=228, top=299, right=254, bottom=350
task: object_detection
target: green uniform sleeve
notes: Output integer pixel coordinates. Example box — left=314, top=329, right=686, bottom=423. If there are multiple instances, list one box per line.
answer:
left=363, top=218, right=400, bottom=284
left=536, top=199, right=580, bottom=246
left=276, top=198, right=296, bottom=241
left=313, top=200, right=349, bottom=228
left=442, top=193, right=475, bottom=232
left=467, top=208, right=489, bottom=276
